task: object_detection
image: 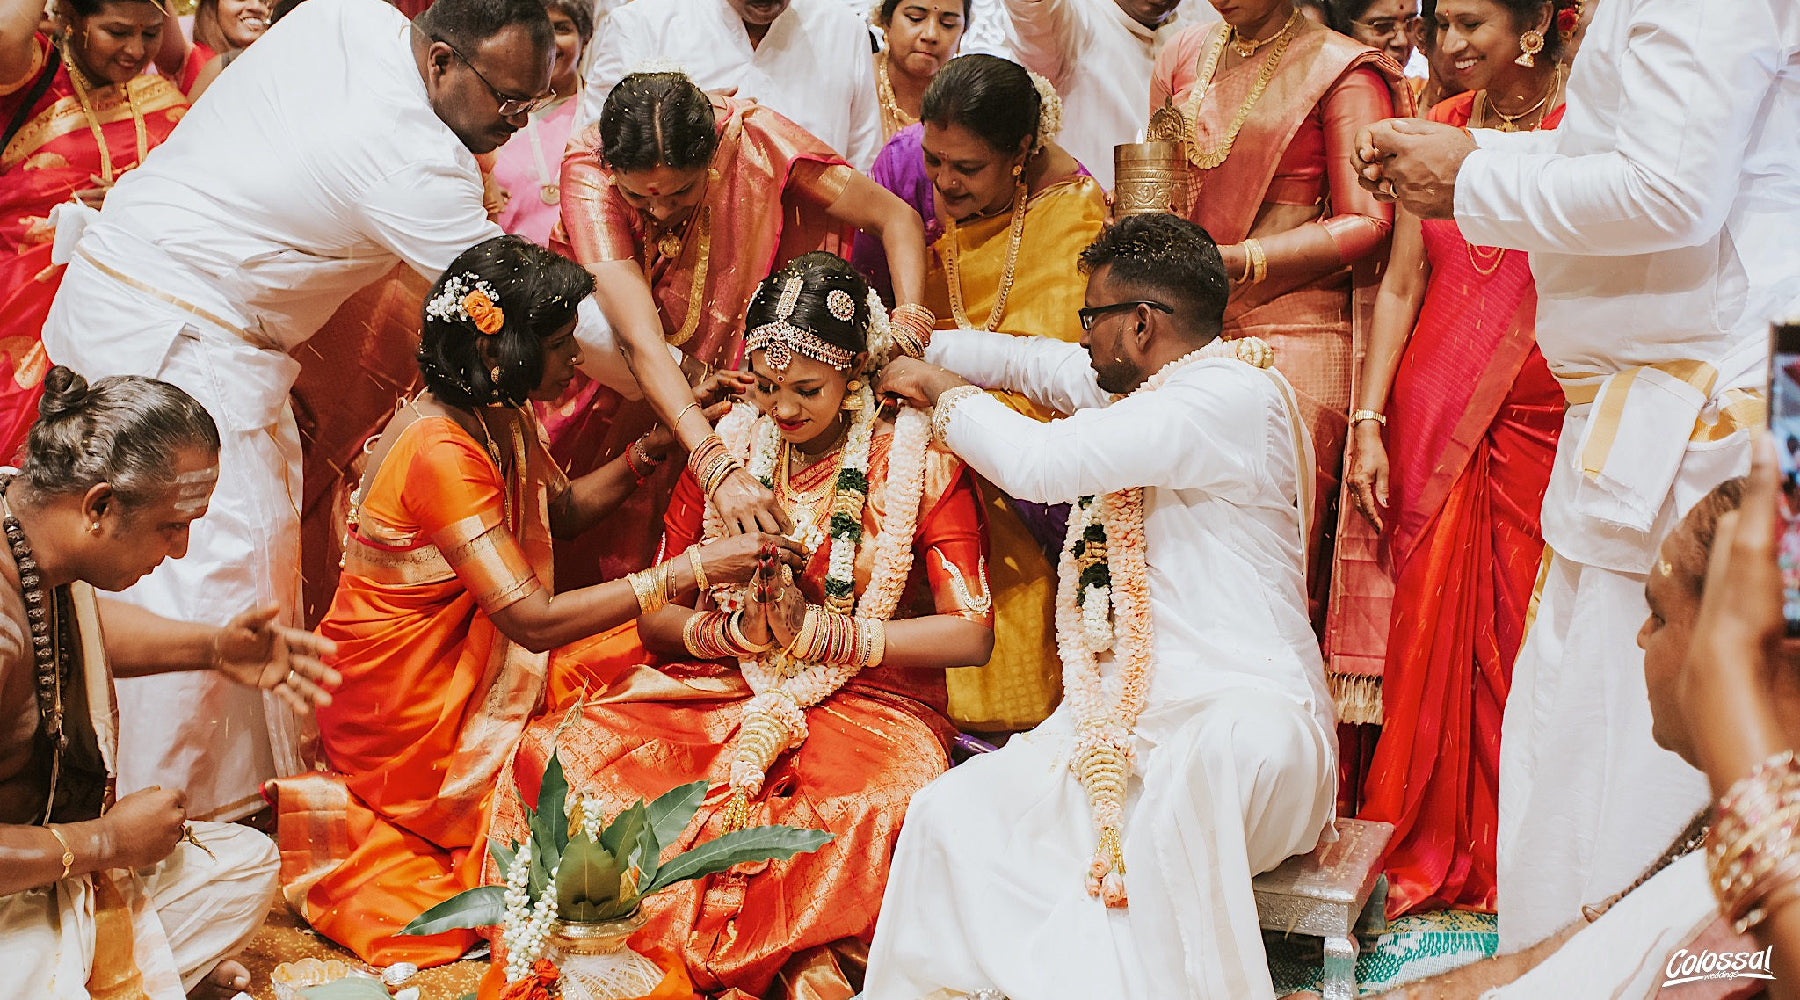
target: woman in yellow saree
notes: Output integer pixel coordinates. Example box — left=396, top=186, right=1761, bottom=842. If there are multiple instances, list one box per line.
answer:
left=912, top=54, right=1108, bottom=731
left=268, top=237, right=803, bottom=968
left=493, top=251, right=996, bottom=999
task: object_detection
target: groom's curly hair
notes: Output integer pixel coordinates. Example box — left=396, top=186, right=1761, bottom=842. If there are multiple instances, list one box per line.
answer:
left=1079, top=214, right=1228, bottom=342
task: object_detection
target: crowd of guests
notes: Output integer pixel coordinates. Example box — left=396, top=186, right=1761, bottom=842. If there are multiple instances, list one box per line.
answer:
left=0, top=0, right=1796, bottom=997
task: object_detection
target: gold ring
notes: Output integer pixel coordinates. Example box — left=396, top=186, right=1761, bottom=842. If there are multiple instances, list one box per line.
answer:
left=285, top=669, right=299, bottom=686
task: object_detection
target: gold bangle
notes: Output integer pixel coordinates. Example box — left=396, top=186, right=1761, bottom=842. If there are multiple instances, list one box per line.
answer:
left=687, top=547, right=709, bottom=592
left=47, top=824, right=75, bottom=880
left=628, top=568, right=666, bottom=615
left=1350, top=408, right=1387, bottom=426
left=1245, top=238, right=1268, bottom=285
left=673, top=402, right=700, bottom=427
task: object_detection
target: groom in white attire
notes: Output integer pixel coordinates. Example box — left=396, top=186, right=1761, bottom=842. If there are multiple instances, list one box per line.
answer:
left=867, top=213, right=1336, bottom=1000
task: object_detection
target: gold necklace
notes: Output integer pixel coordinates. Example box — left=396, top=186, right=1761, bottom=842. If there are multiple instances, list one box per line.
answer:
left=876, top=53, right=917, bottom=136
left=1228, top=9, right=1296, bottom=57
left=1475, top=65, right=1563, bottom=133
left=60, top=38, right=147, bottom=185
left=1183, top=13, right=1301, bottom=171
left=640, top=203, right=712, bottom=347
left=1466, top=243, right=1507, bottom=275
left=943, top=177, right=1029, bottom=331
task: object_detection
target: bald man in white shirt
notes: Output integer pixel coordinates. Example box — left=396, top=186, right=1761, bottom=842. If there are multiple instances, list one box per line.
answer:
left=37, top=0, right=642, bottom=820
left=1355, top=0, right=1800, bottom=953
left=574, top=0, right=883, bottom=168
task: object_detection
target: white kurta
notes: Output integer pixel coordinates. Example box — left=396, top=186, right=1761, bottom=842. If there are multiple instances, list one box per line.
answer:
left=863, top=332, right=1336, bottom=1000
left=1448, top=0, right=1800, bottom=952
left=572, top=0, right=883, bottom=168
left=1003, top=0, right=1207, bottom=189
left=39, top=0, right=632, bottom=820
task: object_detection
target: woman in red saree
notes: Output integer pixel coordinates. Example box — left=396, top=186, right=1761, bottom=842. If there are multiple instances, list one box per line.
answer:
left=0, top=0, right=186, bottom=462
left=1151, top=0, right=1409, bottom=733
left=267, top=237, right=802, bottom=968
left=494, top=252, right=996, bottom=1000
left=1344, top=0, right=1573, bottom=917
left=549, top=71, right=930, bottom=591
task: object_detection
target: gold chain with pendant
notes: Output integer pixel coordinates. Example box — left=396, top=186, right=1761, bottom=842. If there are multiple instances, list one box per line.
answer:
left=942, top=177, right=1029, bottom=331
left=1182, top=12, right=1301, bottom=171
left=60, top=38, right=147, bottom=185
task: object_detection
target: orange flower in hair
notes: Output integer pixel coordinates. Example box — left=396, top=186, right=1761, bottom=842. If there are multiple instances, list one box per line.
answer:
left=463, top=289, right=505, bottom=335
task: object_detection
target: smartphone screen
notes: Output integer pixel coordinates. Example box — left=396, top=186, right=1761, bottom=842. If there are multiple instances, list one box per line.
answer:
left=1770, top=321, right=1800, bottom=634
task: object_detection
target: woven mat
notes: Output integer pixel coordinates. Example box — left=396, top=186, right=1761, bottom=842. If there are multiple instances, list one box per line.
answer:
left=1268, top=909, right=1499, bottom=997
left=236, top=900, right=487, bottom=1000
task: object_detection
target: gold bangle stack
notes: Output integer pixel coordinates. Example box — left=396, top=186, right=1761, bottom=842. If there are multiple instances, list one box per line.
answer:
left=889, top=303, right=936, bottom=361
left=931, top=384, right=985, bottom=446
left=791, top=606, right=885, bottom=669
left=687, top=434, right=740, bottom=497
left=628, top=561, right=677, bottom=616
left=1244, top=238, right=1268, bottom=285
left=687, top=547, right=709, bottom=592
left=47, top=824, right=75, bottom=880
left=1707, top=749, right=1800, bottom=933
left=683, top=610, right=777, bottom=660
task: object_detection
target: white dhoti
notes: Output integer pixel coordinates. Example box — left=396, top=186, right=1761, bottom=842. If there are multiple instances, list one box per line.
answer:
left=1495, top=553, right=1710, bottom=952
left=43, top=251, right=309, bottom=820
left=0, top=821, right=279, bottom=999
left=864, top=688, right=1335, bottom=1000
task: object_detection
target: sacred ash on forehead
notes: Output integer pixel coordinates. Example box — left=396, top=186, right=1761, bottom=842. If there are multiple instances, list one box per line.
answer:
left=745, top=273, right=857, bottom=374
left=173, top=467, right=219, bottom=514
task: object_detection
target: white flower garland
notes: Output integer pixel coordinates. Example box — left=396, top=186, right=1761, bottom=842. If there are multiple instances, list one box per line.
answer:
left=499, top=843, right=559, bottom=981
left=1057, top=337, right=1275, bottom=908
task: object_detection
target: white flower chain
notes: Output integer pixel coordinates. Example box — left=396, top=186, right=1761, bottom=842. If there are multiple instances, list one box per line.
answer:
left=500, top=844, right=560, bottom=981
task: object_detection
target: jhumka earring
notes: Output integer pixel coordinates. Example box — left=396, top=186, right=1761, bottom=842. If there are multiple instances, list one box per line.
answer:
left=843, top=379, right=865, bottom=410
left=1515, top=28, right=1545, bottom=66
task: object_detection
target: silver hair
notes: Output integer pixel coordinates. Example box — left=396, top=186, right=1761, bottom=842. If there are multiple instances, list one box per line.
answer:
left=19, top=366, right=221, bottom=511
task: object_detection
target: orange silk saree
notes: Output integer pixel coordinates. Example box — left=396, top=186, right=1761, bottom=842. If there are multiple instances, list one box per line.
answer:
left=545, top=98, right=855, bottom=590
left=270, top=407, right=564, bottom=966
left=0, top=35, right=186, bottom=460
left=492, top=429, right=993, bottom=999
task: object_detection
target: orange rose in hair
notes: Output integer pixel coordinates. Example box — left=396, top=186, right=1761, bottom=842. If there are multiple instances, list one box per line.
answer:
left=463, top=289, right=505, bottom=335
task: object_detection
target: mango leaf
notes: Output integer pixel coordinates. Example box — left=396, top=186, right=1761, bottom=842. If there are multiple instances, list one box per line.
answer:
left=645, top=780, right=708, bottom=847
left=645, top=825, right=833, bottom=893
left=398, top=885, right=506, bottom=936
left=556, top=831, right=625, bottom=922
left=488, top=839, right=517, bottom=882
left=598, top=802, right=647, bottom=859
left=529, top=754, right=570, bottom=862
left=629, top=812, right=662, bottom=890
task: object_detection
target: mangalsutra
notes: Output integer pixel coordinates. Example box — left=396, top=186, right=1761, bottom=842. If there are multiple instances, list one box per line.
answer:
left=1475, top=64, right=1563, bottom=133
left=1182, top=12, right=1301, bottom=170
left=876, top=53, right=917, bottom=136
left=60, top=38, right=148, bottom=186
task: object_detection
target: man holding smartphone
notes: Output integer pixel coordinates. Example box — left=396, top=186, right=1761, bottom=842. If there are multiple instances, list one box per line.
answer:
left=1352, top=0, right=1800, bottom=956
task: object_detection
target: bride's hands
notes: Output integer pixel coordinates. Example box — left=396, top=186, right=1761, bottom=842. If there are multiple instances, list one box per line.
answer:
left=739, top=543, right=807, bottom=649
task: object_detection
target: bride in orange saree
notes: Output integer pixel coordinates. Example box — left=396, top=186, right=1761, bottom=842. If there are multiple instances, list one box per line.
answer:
left=0, top=0, right=186, bottom=460
left=1152, top=0, right=1409, bottom=732
left=493, top=251, right=995, bottom=1000
left=268, top=237, right=803, bottom=968
left=547, top=71, right=931, bottom=592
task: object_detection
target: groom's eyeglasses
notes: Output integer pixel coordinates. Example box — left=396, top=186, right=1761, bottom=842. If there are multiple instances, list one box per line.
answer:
left=1077, top=300, right=1174, bottom=331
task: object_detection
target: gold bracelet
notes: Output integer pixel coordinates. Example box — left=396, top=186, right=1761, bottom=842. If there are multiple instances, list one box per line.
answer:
left=658, top=560, right=678, bottom=606
left=47, top=824, right=75, bottom=880
left=1350, top=408, right=1387, bottom=426
left=628, top=568, right=666, bottom=615
left=673, top=402, right=700, bottom=427
left=687, top=547, right=709, bottom=592
left=1245, top=238, right=1268, bottom=285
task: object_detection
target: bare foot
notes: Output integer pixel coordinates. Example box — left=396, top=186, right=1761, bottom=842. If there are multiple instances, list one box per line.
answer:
left=188, top=959, right=250, bottom=999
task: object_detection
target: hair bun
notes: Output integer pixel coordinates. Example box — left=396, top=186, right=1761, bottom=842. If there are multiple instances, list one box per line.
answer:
left=37, top=365, right=91, bottom=420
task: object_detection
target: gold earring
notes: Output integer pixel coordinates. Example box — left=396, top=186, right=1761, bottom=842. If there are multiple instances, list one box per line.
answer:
left=1515, top=28, right=1544, bottom=66
left=1011, top=163, right=1023, bottom=178
left=490, top=365, right=502, bottom=384
left=87, top=522, right=100, bottom=534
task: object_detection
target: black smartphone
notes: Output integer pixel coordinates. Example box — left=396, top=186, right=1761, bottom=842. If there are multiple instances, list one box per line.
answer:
left=1769, top=321, right=1800, bottom=634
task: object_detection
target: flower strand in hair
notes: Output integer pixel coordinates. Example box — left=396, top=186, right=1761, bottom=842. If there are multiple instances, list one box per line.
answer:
left=1027, top=71, right=1063, bottom=154
left=427, top=273, right=506, bottom=335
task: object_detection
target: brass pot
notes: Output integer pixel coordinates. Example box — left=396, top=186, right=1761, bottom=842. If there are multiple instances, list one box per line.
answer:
left=1112, top=141, right=1190, bottom=218
left=548, top=908, right=665, bottom=999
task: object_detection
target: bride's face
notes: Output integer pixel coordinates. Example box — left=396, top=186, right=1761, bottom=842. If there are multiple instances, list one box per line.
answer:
left=749, top=351, right=854, bottom=452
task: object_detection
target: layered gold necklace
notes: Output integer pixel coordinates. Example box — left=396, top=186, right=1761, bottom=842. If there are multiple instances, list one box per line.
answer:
left=1182, top=11, right=1302, bottom=171
left=1472, top=64, right=1563, bottom=133
left=876, top=53, right=917, bottom=137
left=642, top=194, right=714, bottom=348
left=60, top=37, right=147, bottom=186
left=942, top=178, right=1030, bottom=331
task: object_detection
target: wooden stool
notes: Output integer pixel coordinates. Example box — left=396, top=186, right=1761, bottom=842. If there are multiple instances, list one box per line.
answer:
left=1253, top=818, right=1395, bottom=1000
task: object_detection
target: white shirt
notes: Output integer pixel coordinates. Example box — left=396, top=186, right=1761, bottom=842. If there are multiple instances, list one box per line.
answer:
left=58, top=0, right=634, bottom=395
left=573, top=0, right=882, bottom=169
left=1005, top=0, right=1213, bottom=189
left=1453, top=0, right=1800, bottom=571
left=929, top=330, right=1331, bottom=734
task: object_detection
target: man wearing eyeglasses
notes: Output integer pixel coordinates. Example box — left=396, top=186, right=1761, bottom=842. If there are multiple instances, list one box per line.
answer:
left=32, top=0, right=643, bottom=825
left=867, top=213, right=1335, bottom=999
left=1331, top=0, right=1417, bottom=71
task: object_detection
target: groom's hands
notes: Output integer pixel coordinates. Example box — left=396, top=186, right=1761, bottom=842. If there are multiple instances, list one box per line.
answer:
left=878, top=357, right=971, bottom=410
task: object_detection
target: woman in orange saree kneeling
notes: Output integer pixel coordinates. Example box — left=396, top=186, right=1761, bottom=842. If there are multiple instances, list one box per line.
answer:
left=268, top=237, right=802, bottom=968
left=495, top=252, right=996, bottom=999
